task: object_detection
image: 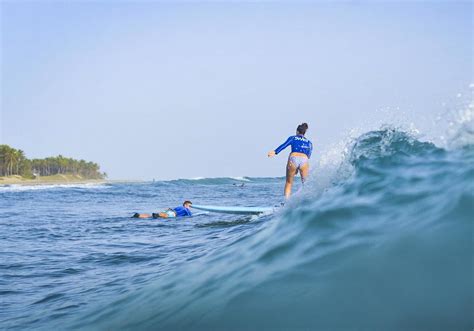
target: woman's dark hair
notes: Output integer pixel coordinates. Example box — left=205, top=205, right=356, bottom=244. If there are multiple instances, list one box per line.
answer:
left=297, top=123, right=308, bottom=135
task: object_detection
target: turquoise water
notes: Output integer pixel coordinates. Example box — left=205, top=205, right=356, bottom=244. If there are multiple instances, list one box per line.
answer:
left=1, top=127, right=473, bottom=330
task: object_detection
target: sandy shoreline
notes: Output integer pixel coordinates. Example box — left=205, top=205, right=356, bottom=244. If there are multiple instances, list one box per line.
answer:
left=0, top=175, right=108, bottom=186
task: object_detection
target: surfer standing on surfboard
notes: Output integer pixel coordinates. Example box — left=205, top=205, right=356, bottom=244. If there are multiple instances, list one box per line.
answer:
left=268, top=123, right=313, bottom=199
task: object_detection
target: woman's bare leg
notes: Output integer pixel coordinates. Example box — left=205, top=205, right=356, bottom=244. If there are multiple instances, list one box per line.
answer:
left=133, top=213, right=152, bottom=218
left=284, top=161, right=298, bottom=199
left=299, top=161, right=310, bottom=185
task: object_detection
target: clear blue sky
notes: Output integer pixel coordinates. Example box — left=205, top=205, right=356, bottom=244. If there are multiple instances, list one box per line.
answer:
left=1, top=1, right=472, bottom=180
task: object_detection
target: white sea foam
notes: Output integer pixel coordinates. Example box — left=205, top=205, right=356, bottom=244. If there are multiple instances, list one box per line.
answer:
left=0, top=183, right=108, bottom=192
left=446, top=99, right=474, bottom=149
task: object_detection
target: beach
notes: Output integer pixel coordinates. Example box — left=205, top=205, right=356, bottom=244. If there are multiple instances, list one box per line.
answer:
left=0, top=174, right=106, bottom=186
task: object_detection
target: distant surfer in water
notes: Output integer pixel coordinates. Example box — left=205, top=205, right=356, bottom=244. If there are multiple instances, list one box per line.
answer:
left=268, top=123, right=313, bottom=199
left=132, top=201, right=193, bottom=219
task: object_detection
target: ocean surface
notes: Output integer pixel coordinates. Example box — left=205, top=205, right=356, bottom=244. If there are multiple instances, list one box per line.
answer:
left=1, top=124, right=473, bottom=330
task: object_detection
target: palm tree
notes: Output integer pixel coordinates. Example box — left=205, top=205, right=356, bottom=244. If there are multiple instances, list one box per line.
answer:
left=4, top=146, right=16, bottom=176
left=15, top=150, right=25, bottom=175
left=0, top=145, right=104, bottom=179
left=0, top=145, right=7, bottom=176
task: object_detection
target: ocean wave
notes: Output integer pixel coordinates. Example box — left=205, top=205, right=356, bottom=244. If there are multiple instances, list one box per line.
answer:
left=73, top=127, right=474, bottom=330
left=229, top=176, right=251, bottom=182
left=163, top=176, right=281, bottom=185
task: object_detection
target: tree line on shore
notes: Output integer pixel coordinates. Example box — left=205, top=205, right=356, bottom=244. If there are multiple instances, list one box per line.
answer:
left=0, top=145, right=107, bottom=179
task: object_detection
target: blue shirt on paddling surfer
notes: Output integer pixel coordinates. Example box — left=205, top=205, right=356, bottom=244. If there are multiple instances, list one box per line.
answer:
left=268, top=123, right=313, bottom=199
left=170, top=201, right=193, bottom=217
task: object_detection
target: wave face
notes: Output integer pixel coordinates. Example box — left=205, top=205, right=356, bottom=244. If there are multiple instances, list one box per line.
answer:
left=65, top=128, right=473, bottom=331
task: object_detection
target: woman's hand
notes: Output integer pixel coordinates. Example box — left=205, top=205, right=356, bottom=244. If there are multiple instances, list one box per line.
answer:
left=268, top=150, right=276, bottom=157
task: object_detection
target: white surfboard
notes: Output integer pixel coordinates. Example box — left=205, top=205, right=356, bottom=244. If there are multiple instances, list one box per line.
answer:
left=192, top=204, right=275, bottom=215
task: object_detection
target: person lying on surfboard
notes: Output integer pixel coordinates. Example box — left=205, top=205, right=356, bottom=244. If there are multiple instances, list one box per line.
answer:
left=268, top=123, right=312, bottom=199
left=132, top=201, right=193, bottom=219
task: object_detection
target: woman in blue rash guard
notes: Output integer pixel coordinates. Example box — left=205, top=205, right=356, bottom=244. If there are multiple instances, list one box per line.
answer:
left=268, top=123, right=313, bottom=199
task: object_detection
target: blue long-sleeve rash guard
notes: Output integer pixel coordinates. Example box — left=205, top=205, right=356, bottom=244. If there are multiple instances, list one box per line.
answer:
left=173, top=206, right=192, bottom=217
left=274, top=135, right=313, bottom=158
